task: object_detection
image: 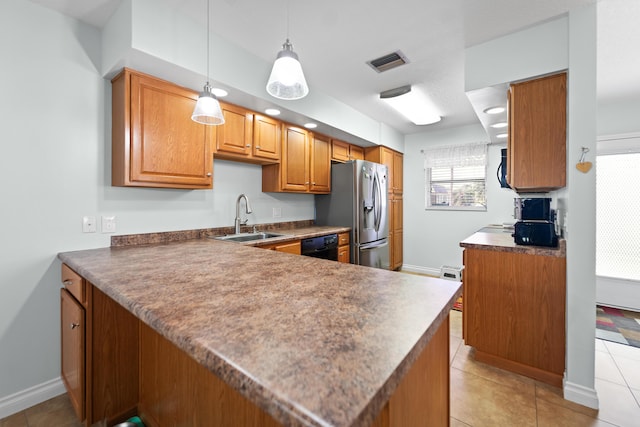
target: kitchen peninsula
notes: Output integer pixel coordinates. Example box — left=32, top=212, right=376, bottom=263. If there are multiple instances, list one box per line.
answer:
left=460, top=228, right=566, bottom=387
left=58, top=229, right=461, bottom=427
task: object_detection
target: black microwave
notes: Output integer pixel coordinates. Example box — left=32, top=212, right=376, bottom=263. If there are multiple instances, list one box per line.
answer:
left=514, top=198, right=553, bottom=221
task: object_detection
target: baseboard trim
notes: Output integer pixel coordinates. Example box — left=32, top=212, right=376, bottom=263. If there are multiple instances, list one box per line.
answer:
left=399, top=264, right=440, bottom=277
left=563, top=378, right=599, bottom=409
left=0, top=378, right=66, bottom=419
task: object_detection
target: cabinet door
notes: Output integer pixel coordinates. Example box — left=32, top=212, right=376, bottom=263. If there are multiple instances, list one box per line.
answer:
left=393, top=152, right=403, bottom=194
left=253, top=114, right=280, bottom=160
left=349, top=145, right=364, bottom=161
left=392, top=230, right=403, bottom=270
left=507, top=73, right=566, bottom=192
left=332, top=139, right=350, bottom=162
left=61, top=289, right=85, bottom=422
left=127, top=71, right=214, bottom=188
left=338, top=245, right=350, bottom=263
left=310, top=134, right=331, bottom=193
left=281, top=125, right=309, bottom=191
left=216, top=103, right=253, bottom=156
left=381, top=148, right=395, bottom=194
left=392, top=196, right=403, bottom=234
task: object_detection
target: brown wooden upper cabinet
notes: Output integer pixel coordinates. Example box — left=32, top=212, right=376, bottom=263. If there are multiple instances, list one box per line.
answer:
left=111, top=68, right=215, bottom=189
left=262, top=125, right=331, bottom=194
left=507, top=72, right=566, bottom=192
left=365, top=146, right=403, bottom=194
left=331, top=139, right=364, bottom=162
left=215, top=103, right=281, bottom=164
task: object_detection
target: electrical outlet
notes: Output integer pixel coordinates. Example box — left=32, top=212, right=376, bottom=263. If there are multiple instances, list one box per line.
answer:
left=82, top=216, right=96, bottom=233
left=272, top=207, right=282, bottom=218
left=101, top=215, right=117, bottom=233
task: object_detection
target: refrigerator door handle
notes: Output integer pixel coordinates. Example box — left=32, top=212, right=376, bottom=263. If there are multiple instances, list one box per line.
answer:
left=372, top=172, right=382, bottom=232
left=360, top=239, right=389, bottom=250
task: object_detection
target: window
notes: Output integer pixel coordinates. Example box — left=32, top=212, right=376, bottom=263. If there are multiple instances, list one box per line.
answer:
left=424, top=143, right=487, bottom=211
left=596, top=140, right=640, bottom=281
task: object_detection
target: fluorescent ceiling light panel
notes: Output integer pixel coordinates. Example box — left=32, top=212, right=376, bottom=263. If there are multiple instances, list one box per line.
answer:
left=380, top=86, right=441, bottom=125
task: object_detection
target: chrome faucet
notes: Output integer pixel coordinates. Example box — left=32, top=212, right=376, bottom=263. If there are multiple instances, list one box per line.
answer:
left=234, top=194, right=252, bottom=234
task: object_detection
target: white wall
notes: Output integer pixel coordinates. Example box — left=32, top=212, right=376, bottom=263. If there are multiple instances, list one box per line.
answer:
left=458, top=7, right=598, bottom=409
left=0, top=0, right=313, bottom=410
left=402, top=124, right=515, bottom=274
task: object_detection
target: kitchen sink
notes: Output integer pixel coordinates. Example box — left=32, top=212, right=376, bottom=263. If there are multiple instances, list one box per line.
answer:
left=211, top=232, right=289, bottom=242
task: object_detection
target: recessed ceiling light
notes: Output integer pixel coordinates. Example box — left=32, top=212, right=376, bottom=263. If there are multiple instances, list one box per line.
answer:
left=304, top=123, right=317, bottom=129
left=496, top=133, right=508, bottom=139
left=490, top=122, right=508, bottom=129
left=211, top=88, right=228, bottom=97
left=484, top=106, right=505, bottom=115
left=265, top=108, right=281, bottom=116
left=380, top=85, right=441, bottom=125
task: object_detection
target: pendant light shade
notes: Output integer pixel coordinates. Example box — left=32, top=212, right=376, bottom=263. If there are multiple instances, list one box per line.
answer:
left=191, top=0, right=225, bottom=125
left=266, top=39, right=309, bottom=100
left=192, top=83, right=224, bottom=125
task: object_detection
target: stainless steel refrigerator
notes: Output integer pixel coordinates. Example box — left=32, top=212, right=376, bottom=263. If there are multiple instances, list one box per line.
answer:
left=315, top=160, right=390, bottom=269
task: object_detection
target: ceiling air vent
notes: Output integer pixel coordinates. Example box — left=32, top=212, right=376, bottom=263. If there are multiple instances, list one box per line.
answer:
left=367, top=50, right=409, bottom=73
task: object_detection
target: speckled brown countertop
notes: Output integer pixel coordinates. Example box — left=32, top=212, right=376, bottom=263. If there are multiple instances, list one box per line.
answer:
left=110, top=221, right=350, bottom=247
left=58, top=238, right=460, bottom=427
left=460, top=226, right=566, bottom=257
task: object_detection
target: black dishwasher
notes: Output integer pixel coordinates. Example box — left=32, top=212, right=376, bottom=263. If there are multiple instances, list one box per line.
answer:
left=301, top=234, right=338, bottom=261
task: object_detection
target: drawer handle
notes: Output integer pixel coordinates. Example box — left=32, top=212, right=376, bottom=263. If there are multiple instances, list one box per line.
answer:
left=63, top=280, right=73, bottom=286
left=70, top=323, right=80, bottom=329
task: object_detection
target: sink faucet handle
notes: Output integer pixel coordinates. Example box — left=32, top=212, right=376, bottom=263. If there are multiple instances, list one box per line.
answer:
left=241, top=219, right=249, bottom=226
left=252, top=225, right=258, bottom=233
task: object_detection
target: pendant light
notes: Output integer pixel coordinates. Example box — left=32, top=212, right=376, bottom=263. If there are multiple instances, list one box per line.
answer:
left=266, top=1, right=309, bottom=100
left=191, top=0, right=225, bottom=125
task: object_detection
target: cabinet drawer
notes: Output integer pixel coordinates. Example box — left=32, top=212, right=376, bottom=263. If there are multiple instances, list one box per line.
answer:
left=338, top=232, right=350, bottom=246
left=61, top=264, right=85, bottom=306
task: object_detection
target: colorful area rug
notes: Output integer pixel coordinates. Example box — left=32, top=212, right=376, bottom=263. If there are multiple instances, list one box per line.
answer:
left=596, top=305, right=640, bottom=348
left=453, top=296, right=463, bottom=312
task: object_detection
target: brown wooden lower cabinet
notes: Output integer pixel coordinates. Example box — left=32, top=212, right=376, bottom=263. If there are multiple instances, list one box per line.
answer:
left=138, top=316, right=449, bottom=427
left=61, top=264, right=450, bottom=427
left=462, top=248, right=566, bottom=386
left=338, top=231, right=350, bottom=263
left=60, top=264, right=139, bottom=426
left=260, top=240, right=301, bottom=254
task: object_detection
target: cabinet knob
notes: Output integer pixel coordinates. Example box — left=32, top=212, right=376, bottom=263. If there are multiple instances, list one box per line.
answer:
left=305, top=182, right=310, bottom=185
left=206, top=172, right=212, bottom=177
left=256, top=146, right=261, bottom=150
left=62, top=280, right=73, bottom=286
left=70, top=323, right=80, bottom=329
left=246, top=144, right=251, bottom=148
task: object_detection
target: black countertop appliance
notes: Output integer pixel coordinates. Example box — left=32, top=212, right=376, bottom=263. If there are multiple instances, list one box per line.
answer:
left=513, top=197, right=558, bottom=247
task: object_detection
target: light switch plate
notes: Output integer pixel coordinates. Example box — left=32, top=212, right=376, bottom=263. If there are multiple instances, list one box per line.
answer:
left=102, top=215, right=116, bottom=233
left=82, top=216, right=96, bottom=233
left=272, top=207, right=282, bottom=218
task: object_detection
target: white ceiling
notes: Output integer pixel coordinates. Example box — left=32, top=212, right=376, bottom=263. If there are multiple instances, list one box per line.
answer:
left=29, top=0, right=640, bottom=136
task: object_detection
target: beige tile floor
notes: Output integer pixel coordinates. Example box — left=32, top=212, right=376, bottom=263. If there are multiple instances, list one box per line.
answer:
left=449, top=310, right=640, bottom=427
left=2, top=310, right=639, bottom=426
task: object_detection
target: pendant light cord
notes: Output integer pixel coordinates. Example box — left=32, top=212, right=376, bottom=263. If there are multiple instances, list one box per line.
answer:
left=206, top=0, right=210, bottom=85
left=286, top=0, right=290, bottom=40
